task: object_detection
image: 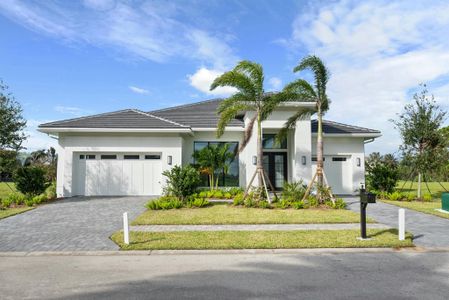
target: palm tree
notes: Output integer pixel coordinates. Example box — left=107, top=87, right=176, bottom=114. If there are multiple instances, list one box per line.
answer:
left=277, top=55, right=331, bottom=202
left=211, top=60, right=286, bottom=201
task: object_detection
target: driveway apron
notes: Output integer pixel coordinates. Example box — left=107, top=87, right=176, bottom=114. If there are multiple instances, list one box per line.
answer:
left=0, top=196, right=149, bottom=251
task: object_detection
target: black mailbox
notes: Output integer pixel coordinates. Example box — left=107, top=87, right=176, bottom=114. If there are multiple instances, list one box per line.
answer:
left=361, top=192, right=376, bottom=204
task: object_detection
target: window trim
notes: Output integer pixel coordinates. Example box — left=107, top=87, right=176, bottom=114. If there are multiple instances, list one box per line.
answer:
left=145, top=154, right=161, bottom=160
left=100, top=154, right=117, bottom=160
left=124, top=154, right=140, bottom=160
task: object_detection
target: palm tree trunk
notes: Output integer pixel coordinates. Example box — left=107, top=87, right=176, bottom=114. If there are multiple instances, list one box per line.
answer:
left=256, top=110, right=264, bottom=189
left=316, top=105, right=324, bottom=201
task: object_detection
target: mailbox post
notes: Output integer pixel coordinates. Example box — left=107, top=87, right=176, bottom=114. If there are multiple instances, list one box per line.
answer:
left=360, top=184, right=376, bottom=239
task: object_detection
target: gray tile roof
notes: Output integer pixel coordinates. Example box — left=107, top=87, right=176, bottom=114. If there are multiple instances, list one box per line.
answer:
left=39, top=109, right=188, bottom=129
left=39, top=99, right=380, bottom=136
left=311, top=119, right=380, bottom=134
left=149, top=99, right=245, bottom=128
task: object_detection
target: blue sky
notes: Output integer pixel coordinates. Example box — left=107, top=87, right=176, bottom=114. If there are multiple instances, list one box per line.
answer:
left=0, top=0, right=448, bottom=154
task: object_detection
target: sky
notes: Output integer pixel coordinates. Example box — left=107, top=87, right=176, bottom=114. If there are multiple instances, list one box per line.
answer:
left=0, top=0, right=448, bottom=155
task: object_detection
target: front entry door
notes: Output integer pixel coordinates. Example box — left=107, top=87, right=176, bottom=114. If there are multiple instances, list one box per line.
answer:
left=263, top=152, right=287, bottom=190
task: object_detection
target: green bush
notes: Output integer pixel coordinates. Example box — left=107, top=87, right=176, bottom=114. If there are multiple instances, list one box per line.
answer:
left=14, top=166, right=47, bottom=196
left=276, top=199, right=291, bottom=209
left=44, top=181, right=57, bottom=200
left=146, top=196, right=183, bottom=210
left=388, top=191, right=404, bottom=201
left=25, top=199, right=34, bottom=207
left=6, top=193, right=26, bottom=205
left=233, top=193, right=244, bottom=206
left=190, top=198, right=210, bottom=208
left=307, top=196, right=319, bottom=207
left=257, top=200, right=271, bottom=209
left=292, top=201, right=304, bottom=209
left=366, top=161, right=399, bottom=193
left=406, top=193, right=415, bottom=202
left=243, top=197, right=255, bottom=208
left=422, top=194, right=433, bottom=202
left=32, top=194, right=47, bottom=205
left=198, top=191, right=208, bottom=198
left=1, top=198, right=12, bottom=208
left=227, top=187, right=244, bottom=196
left=223, top=192, right=232, bottom=199
left=282, top=180, right=307, bottom=202
left=162, top=165, right=201, bottom=200
left=206, top=191, right=214, bottom=198
left=212, top=190, right=224, bottom=199
left=333, top=198, right=347, bottom=209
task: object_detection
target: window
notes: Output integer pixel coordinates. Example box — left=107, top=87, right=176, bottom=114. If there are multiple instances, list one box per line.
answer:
left=101, top=154, right=117, bottom=160
left=312, top=157, right=325, bottom=162
left=86, top=155, right=96, bottom=160
left=145, top=154, right=161, bottom=160
left=124, top=155, right=140, bottom=160
left=79, top=155, right=85, bottom=159
left=262, top=134, right=287, bottom=149
left=332, top=157, right=347, bottom=162
left=193, top=141, right=239, bottom=187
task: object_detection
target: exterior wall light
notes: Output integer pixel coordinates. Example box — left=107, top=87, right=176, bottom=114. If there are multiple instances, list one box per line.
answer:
left=252, top=156, right=257, bottom=165
left=357, top=157, right=361, bottom=167
left=167, top=155, right=172, bottom=165
left=301, top=156, right=306, bottom=165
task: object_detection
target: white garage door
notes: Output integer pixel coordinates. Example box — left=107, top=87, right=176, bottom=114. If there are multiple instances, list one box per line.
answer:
left=73, top=153, right=163, bottom=196
left=312, top=155, right=352, bottom=194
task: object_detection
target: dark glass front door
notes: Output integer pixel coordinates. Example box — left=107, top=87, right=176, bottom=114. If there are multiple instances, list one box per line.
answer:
left=263, top=152, right=287, bottom=190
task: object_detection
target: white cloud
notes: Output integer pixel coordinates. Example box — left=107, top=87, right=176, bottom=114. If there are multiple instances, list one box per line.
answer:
left=54, top=105, right=91, bottom=116
left=282, top=0, right=449, bottom=154
left=188, top=67, right=237, bottom=97
left=22, top=119, right=57, bottom=151
left=268, top=77, right=282, bottom=91
left=0, top=0, right=237, bottom=68
left=129, top=85, right=149, bottom=94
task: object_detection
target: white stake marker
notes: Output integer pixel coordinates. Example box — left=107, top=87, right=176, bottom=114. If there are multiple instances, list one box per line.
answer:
left=123, top=212, right=130, bottom=245
left=398, top=209, right=405, bottom=241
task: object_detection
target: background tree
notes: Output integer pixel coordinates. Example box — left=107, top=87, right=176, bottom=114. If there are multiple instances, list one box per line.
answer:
left=0, top=80, right=27, bottom=151
left=24, top=147, right=58, bottom=182
left=211, top=60, right=287, bottom=202
left=391, top=84, right=447, bottom=198
left=277, top=55, right=330, bottom=202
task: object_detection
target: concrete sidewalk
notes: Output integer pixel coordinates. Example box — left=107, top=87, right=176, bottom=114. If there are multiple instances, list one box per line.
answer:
left=131, top=223, right=388, bottom=232
left=344, top=196, right=449, bottom=247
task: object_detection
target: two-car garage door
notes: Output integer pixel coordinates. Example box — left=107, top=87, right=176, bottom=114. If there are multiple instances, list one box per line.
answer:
left=73, top=153, right=163, bottom=196
left=312, top=155, right=352, bottom=194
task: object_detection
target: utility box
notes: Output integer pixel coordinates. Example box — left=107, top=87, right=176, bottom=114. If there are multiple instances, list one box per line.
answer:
left=442, top=193, right=449, bottom=212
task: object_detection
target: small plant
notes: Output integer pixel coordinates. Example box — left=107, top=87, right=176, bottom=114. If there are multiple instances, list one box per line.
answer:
left=44, top=182, right=57, bottom=200
left=223, top=192, right=232, bottom=199
left=292, top=201, right=304, bottom=209
left=198, top=191, right=208, bottom=198
left=282, top=180, right=307, bottom=202
left=32, top=194, right=47, bottom=205
left=146, top=196, right=182, bottom=210
left=276, top=199, right=291, bottom=209
left=1, top=198, right=12, bottom=208
left=333, top=198, right=346, bottom=209
left=257, top=200, right=271, bottom=209
left=406, top=193, right=415, bottom=202
left=233, top=193, right=244, bottom=206
left=212, top=190, right=224, bottom=199
left=6, top=193, right=26, bottom=205
left=206, top=191, right=214, bottom=198
left=243, top=197, right=255, bottom=208
left=227, top=187, right=244, bottom=196
left=422, top=194, right=433, bottom=202
left=25, top=199, right=34, bottom=207
left=307, top=195, right=319, bottom=207
left=388, top=191, right=404, bottom=201
left=191, top=198, right=211, bottom=208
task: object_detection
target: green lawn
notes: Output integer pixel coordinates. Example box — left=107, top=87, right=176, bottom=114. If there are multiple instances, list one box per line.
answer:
left=396, top=181, right=449, bottom=199
left=382, top=199, right=449, bottom=219
left=111, top=229, right=413, bottom=250
left=132, top=203, right=373, bottom=225
left=0, top=207, right=33, bottom=220
left=0, top=182, right=16, bottom=199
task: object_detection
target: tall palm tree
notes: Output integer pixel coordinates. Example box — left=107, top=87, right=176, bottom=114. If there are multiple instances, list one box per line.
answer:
left=277, top=55, right=330, bottom=202
left=211, top=61, right=285, bottom=200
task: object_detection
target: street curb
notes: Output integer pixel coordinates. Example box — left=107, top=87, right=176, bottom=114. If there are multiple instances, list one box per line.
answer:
left=1, top=247, right=449, bottom=256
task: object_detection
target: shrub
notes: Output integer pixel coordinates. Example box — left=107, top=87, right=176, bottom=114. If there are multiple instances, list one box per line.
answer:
left=388, top=191, right=404, bottom=201
left=162, top=165, right=201, bottom=200
left=307, top=196, right=319, bottom=207
left=276, top=199, right=291, bottom=209
left=333, top=198, right=347, bottom=209
left=223, top=192, right=232, bottom=199
left=190, top=198, right=210, bottom=208
left=146, top=196, right=183, bottom=210
left=292, top=201, right=304, bottom=209
left=32, top=194, right=47, bottom=205
left=25, top=199, right=34, bottom=207
left=243, top=197, right=255, bottom=208
left=406, top=193, right=415, bottom=202
left=206, top=191, right=214, bottom=198
left=366, top=158, right=399, bottom=193
left=14, top=166, right=47, bottom=196
left=198, top=191, right=208, bottom=198
left=228, top=187, right=244, bottom=196
left=1, top=198, right=12, bottom=208
left=422, top=194, right=433, bottom=202
left=212, top=190, right=224, bottom=199
left=257, top=200, right=271, bottom=209
left=233, top=193, right=244, bottom=206
left=282, top=180, right=307, bottom=202
left=44, top=181, right=57, bottom=200
left=6, top=193, right=26, bottom=205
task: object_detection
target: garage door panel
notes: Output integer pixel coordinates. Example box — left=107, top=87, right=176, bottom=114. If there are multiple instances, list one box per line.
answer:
left=312, top=155, right=352, bottom=194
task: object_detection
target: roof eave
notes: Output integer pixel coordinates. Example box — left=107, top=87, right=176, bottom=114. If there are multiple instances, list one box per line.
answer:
left=38, top=127, right=193, bottom=134
left=312, top=133, right=382, bottom=138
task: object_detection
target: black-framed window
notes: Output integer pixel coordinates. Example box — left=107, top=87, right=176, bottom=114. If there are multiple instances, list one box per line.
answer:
left=262, top=134, right=287, bottom=149
left=101, top=154, right=117, bottom=160
left=145, top=154, right=161, bottom=160
left=86, top=155, right=96, bottom=160
left=79, top=155, right=85, bottom=159
left=332, top=157, right=347, bottom=162
left=193, top=141, right=239, bottom=187
left=312, top=157, right=326, bottom=162
left=124, top=155, right=140, bottom=160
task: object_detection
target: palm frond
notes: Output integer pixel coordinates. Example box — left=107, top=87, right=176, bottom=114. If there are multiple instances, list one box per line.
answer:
left=216, top=102, right=251, bottom=138
left=234, top=61, right=264, bottom=95
left=283, top=79, right=317, bottom=99
left=217, top=93, right=251, bottom=114
left=239, top=114, right=257, bottom=153
left=210, top=70, right=255, bottom=97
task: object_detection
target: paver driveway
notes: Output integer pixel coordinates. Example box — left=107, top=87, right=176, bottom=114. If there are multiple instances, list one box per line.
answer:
left=0, top=196, right=149, bottom=251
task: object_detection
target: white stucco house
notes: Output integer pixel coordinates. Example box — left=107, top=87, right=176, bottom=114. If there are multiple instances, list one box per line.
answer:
left=38, top=99, right=381, bottom=198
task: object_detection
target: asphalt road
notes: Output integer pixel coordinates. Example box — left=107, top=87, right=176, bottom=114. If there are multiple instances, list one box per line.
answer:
left=1, top=251, right=448, bottom=299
